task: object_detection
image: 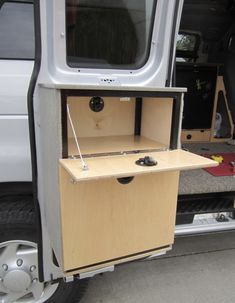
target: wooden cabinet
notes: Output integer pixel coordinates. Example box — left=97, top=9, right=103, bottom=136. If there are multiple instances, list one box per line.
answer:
left=57, top=88, right=216, bottom=274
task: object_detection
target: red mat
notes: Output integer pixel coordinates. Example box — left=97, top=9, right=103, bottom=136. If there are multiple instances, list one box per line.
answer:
left=202, top=153, right=235, bottom=176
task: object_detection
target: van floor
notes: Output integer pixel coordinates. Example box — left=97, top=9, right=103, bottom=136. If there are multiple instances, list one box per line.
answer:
left=179, top=142, right=235, bottom=195
left=80, top=231, right=235, bottom=303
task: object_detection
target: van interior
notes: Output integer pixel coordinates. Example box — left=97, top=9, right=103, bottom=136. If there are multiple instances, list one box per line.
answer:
left=176, top=0, right=235, bottom=234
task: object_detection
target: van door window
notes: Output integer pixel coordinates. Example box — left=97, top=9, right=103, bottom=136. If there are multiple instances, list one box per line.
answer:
left=0, top=1, right=34, bottom=60
left=66, top=0, right=157, bottom=69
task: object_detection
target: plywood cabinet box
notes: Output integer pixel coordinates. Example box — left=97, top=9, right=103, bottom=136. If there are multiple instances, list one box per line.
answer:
left=177, top=65, right=234, bottom=143
left=43, top=87, right=217, bottom=275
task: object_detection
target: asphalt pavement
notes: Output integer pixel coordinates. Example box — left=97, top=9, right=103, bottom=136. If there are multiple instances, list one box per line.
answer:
left=80, top=231, right=235, bottom=303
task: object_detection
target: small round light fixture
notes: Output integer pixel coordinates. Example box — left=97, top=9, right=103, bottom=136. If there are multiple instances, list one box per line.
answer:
left=89, top=97, right=104, bottom=112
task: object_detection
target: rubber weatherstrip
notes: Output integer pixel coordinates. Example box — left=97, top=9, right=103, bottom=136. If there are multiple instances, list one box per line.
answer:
left=27, top=0, right=44, bottom=282
left=166, top=0, right=180, bottom=87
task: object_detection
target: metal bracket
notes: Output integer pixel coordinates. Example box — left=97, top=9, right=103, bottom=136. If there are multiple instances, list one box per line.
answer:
left=79, top=266, right=114, bottom=279
left=64, top=276, right=74, bottom=283
left=70, top=179, right=78, bottom=185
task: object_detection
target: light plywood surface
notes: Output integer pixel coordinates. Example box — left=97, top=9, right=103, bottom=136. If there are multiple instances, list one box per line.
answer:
left=181, top=130, right=211, bottom=142
left=67, top=97, right=135, bottom=138
left=60, top=149, right=217, bottom=182
left=60, top=168, right=179, bottom=271
left=210, top=76, right=234, bottom=142
left=65, top=246, right=171, bottom=276
left=141, top=98, right=173, bottom=146
left=68, top=135, right=167, bottom=156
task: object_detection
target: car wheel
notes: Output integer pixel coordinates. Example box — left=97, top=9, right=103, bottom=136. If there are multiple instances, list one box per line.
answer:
left=0, top=196, right=88, bottom=303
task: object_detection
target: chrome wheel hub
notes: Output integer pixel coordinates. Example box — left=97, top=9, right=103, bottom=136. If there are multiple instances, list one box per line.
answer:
left=0, top=240, right=58, bottom=303
left=3, top=270, right=31, bottom=293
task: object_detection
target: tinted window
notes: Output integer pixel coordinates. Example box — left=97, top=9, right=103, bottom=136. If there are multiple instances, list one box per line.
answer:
left=66, top=0, right=157, bottom=69
left=0, top=1, right=35, bottom=60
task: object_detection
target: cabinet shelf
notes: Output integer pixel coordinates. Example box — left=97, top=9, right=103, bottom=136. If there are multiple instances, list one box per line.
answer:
left=68, top=135, right=167, bottom=156
left=60, top=149, right=217, bottom=182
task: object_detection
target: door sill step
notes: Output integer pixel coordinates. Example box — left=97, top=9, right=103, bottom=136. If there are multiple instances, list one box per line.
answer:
left=175, top=213, right=235, bottom=236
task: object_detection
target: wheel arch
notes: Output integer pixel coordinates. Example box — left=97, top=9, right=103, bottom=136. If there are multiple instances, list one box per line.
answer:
left=0, top=182, right=33, bottom=199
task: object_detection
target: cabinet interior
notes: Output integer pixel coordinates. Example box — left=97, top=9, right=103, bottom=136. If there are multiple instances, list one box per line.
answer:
left=65, top=96, right=174, bottom=158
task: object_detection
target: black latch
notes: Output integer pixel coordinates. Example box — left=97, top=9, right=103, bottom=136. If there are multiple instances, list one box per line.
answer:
left=135, top=156, right=157, bottom=167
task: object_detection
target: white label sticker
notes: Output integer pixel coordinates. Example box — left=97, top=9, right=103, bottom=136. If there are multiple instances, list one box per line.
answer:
left=120, top=97, right=131, bottom=102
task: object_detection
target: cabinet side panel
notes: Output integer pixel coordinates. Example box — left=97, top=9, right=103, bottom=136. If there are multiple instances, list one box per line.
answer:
left=36, top=88, right=63, bottom=272
left=141, top=98, right=173, bottom=146
left=210, top=76, right=234, bottom=142
left=60, top=168, right=179, bottom=271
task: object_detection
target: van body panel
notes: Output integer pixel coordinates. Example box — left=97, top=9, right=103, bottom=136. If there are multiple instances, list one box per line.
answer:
left=0, top=115, right=31, bottom=182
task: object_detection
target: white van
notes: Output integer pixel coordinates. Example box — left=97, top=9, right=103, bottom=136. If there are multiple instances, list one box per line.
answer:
left=0, top=1, right=234, bottom=303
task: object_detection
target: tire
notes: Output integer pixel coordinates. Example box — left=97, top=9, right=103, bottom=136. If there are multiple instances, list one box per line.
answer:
left=0, top=196, right=89, bottom=303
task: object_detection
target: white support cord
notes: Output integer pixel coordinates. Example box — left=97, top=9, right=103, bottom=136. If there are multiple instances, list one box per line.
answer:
left=67, top=104, right=89, bottom=171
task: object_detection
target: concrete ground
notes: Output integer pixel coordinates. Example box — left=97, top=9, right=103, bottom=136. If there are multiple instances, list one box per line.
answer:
left=80, top=231, right=235, bottom=303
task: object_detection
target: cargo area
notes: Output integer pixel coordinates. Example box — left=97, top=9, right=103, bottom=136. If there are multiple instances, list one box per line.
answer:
left=174, top=0, right=235, bottom=234
left=179, top=142, right=235, bottom=195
